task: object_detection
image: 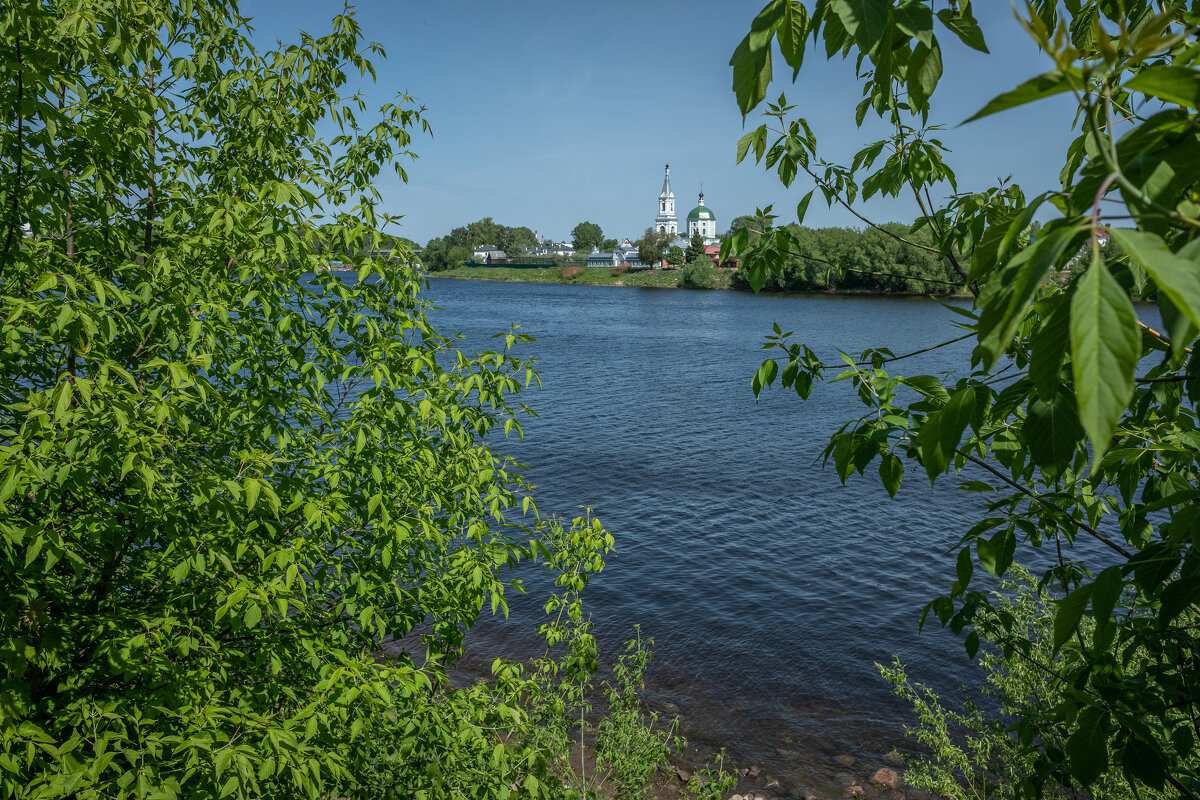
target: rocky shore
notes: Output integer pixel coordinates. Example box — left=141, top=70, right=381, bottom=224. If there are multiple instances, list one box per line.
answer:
left=665, top=748, right=915, bottom=800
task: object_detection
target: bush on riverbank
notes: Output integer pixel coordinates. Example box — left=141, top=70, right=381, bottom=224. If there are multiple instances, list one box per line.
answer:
left=561, top=266, right=585, bottom=280
left=678, top=260, right=721, bottom=289
left=881, top=568, right=1173, bottom=800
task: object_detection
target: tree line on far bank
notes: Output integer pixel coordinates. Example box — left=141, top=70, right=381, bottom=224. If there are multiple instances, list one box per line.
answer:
left=421, top=214, right=964, bottom=296
left=420, top=217, right=538, bottom=271
left=420, top=219, right=624, bottom=271
left=725, top=217, right=966, bottom=294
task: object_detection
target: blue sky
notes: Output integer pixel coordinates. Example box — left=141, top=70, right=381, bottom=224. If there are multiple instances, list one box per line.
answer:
left=239, top=1, right=1081, bottom=247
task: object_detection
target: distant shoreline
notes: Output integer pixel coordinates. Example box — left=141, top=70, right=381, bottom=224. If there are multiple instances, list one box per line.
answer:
left=425, top=265, right=720, bottom=290
left=424, top=265, right=976, bottom=298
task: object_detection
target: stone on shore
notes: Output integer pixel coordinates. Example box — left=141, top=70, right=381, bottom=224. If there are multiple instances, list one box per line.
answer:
left=871, top=768, right=903, bottom=790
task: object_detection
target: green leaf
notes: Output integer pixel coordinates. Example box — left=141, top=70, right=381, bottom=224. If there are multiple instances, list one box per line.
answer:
left=1068, top=3, right=1097, bottom=49
left=1090, top=565, right=1123, bottom=626
left=31, top=272, right=60, bottom=292
left=935, top=8, right=989, bottom=53
left=1066, top=707, right=1109, bottom=785
left=907, top=41, right=943, bottom=110
left=736, top=130, right=757, bottom=164
left=964, top=70, right=1080, bottom=124
left=1126, top=65, right=1200, bottom=109
left=916, top=413, right=945, bottom=482
left=976, top=527, right=1016, bottom=577
left=776, top=1, right=809, bottom=77
left=1122, top=733, right=1167, bottom=789
left=879, top=453, right=903, bottom=498
left=901, top=375, right=950, bottom=402
left=938, top=387, right=975, bottom=462
left=752, top=359, right=779, bottom=399
left=977, top=226, right=1077, bottom=370
left=0, top=466, right=19, bottom=506
left=1029, top=297, right=1072, bottom=402
left=1023, top=395, right=1084, bottom=476
left=731, top=2, right=785, bottom=117
left=1109, top=228, right=1200, bottom=330
left=892, top=3, right=933, bottom=47
left=1070, top=253, right=1140, bottom=465
left=830, top=0, right=889, bottom=54
left=955, top=546, right=973, bottom=587
left=969, top=196, right=1050, bottom=282
left=1159, top=574, right=1200, bottom=627
left=245, top=478, right=260, bottom=511
left=796, top=189, right=814, bottom=224
left=1054, top=582, right=1094, bottom=649
left=1157, top=292, right=1197, bottom=359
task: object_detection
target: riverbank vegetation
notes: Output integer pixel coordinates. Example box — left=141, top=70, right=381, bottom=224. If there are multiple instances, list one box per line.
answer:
left=882, top=568, right=1171, bottom=800
left=430, top=265, right=729, bottom=290
left=730, top=0, right=1200, bottom=796
left=0, top=3, right=734, bottom=798
left=420, top=217, right=538, bottom=271
left=726, top=219, right=965, bottom=294
left=420, top=220, right=626, bottom=272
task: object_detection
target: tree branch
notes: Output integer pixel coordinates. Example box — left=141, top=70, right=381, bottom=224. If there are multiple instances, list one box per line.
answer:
left=961, top=452, right=1133, bottom=560
left=1140, top=321, right=1193, bottom=355
left=0, top=32, right=23, bottom=278
left=144, top=69, right=157, bottom=256
left=855, top=333, right=974, bottom=366
left=762, top=123, right=946, bottom=256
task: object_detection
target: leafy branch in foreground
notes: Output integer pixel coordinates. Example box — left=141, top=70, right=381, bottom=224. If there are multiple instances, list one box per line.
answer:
left=730, top=1, right=1200, bottom=797
left=0, top=3, right=694, bottom=799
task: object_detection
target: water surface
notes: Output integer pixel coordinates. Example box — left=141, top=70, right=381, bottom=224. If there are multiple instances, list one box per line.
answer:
left=426, top=279, right=1000, bottom=794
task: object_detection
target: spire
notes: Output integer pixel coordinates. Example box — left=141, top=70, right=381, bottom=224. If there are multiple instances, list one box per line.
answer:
left=698, top=183, right=704, bottom=206
left=654, top=162, right=679, bottom=235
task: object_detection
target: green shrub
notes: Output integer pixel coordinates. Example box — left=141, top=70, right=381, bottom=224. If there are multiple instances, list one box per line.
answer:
left=678, top=260, right=720, bottom=289
left=595, top=628, right=677, bottom=800
left=881, top=568, right=1172, bottom=800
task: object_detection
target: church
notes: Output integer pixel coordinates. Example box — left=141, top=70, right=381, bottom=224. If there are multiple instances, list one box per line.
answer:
left=654, top=164, right=718, bottom=245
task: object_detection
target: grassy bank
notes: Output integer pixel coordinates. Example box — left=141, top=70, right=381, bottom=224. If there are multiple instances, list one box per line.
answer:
left=428, top=265, right=732, bottom=290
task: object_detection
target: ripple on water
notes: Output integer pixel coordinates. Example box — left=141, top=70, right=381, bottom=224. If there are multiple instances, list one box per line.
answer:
left=428, top=281, right=1000, bottom=793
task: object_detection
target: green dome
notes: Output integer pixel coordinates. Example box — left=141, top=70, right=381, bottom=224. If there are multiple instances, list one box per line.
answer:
left=686, top=205, right=714, bottom=221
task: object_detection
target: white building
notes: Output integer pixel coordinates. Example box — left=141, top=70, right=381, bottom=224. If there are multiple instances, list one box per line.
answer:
left=652, top=165, right=718, bottom=245
left=686, top=188, right=717, bottom=242
left=654, top=164, right=678, bottom=235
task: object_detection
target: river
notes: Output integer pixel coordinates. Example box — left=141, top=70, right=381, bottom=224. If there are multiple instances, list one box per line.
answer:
left=423, top=278, right=1006, bottom=796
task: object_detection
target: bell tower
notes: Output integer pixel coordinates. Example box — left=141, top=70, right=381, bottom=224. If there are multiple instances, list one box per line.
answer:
left=654, top=163, right=678, bottom=235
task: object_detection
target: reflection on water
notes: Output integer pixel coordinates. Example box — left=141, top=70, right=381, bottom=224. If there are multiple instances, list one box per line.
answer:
left=423, top=280, right=996, bottom=794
